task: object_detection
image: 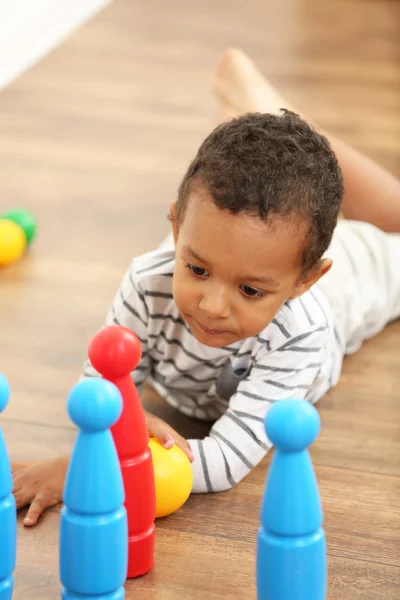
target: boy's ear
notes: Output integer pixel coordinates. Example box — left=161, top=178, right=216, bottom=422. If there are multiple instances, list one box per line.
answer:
left=289, top=258, right=332, bottom=299
left=169, top=201, right=179, bottom=245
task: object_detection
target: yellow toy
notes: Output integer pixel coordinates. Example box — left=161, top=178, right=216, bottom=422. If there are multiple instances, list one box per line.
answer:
left=0, top=209, right=37, bottom=267
left=148, top=438, right=193, bottom=518
left=0, top=219, right=26, bottom=266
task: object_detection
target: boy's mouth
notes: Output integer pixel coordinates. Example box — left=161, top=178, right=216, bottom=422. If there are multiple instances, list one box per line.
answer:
left=192, top=317, right=229, bottom=336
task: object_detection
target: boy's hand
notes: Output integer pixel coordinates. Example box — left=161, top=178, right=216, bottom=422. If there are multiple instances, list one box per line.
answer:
left=12, top=456, right=69, bottom=527
left=12, top=413, right=193, bottom=528
left=144, top=410, right=194, bottom=463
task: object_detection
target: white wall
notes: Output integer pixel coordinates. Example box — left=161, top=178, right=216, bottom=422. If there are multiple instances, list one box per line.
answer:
left=0, top=0, right=111, bottom=90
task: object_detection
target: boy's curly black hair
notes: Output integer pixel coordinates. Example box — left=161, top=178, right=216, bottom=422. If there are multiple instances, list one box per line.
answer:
left=176, top=111, right=344, bottom=274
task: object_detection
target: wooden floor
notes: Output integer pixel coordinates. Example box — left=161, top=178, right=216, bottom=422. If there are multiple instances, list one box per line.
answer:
left=0, top=0, right=399, bottom=598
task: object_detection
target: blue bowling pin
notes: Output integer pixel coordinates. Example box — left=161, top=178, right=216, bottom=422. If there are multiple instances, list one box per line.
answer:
left=0, top=374, right=16, bottom=600
left=60, top=378, right=128, bottom=599
left=257, top=399, right=327, bottom=600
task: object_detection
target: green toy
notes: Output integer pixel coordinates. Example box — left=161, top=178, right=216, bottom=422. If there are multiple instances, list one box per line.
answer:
left=1, top=209, right=37, bottom=244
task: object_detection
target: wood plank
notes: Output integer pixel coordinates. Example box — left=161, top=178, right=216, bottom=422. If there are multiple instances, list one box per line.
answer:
left=13, top=511, right=400, bottom=600
left=2, top=421, right=75, bottom=461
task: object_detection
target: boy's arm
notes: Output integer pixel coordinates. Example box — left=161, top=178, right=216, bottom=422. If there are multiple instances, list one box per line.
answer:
left=188, top=326, right=329, bottom=493
left=81, top=261, right=151, bottom=387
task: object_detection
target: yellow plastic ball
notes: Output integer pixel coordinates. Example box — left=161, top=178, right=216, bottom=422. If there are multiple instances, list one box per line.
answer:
left=149, top=438, right=193, bottom=518
left=0, top=219, right=26, bottom=266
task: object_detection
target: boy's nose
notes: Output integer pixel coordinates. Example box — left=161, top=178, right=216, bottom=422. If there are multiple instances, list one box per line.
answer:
left=199, top=289, right=231, bottom=319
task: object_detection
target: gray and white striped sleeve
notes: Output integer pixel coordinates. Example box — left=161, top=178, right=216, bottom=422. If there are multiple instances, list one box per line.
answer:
left=81, top=261, right=151, bottom=388
left=188, top=326, right=328, bottom=493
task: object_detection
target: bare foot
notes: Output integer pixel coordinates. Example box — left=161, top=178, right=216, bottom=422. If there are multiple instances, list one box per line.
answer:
left=213, top=48, right=294, bottom=120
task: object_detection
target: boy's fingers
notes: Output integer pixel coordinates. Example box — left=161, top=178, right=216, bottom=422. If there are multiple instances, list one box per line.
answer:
left=154, top=435, right=194, bottom=463
left=162, top=432, right=194, bottom=463
left=176, top=441, right=194, bottom=463
left=175, top=435, right=190, bottom=450
left=153, top=430, right=175, bottom=449
left=147, top=416, right=174, bottom=447
left=161, top=435, right=174, bottom=449
left=172, top=432, right=191, bottom=451
left=13, top=489, right=32, bottom=510
left=23, top=493, right=49, bottom=527
left=11, top=461, right=29, bottom=474
left=145, top=412, right=194, bottom=462
left=12, top=479, right=21, bottom=494
left=12, top=472, right=28, bottom=493
left=184, top=448, right=194, bottom=463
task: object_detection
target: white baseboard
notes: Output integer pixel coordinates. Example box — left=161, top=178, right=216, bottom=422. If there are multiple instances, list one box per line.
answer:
left=0, top=0, right=111, bottom=90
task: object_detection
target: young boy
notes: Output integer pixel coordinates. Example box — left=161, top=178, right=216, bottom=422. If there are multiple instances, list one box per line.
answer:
left=12, top=50, right=400, bottom=526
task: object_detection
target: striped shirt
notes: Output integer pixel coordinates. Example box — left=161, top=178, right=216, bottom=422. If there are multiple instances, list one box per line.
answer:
left=82, top=248, right=342, bottom=493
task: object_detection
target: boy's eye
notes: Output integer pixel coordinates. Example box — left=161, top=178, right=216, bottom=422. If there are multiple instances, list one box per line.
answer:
left=186, top=263, right=208, bottom=277
left=240, top=285, right=266, bottom=298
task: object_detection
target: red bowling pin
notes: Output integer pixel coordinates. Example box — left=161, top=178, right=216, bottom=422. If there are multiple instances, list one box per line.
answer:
left=88, top=325, right=156, bottom=578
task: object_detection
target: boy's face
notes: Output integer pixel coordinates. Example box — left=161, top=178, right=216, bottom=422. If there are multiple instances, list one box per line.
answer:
left=171, top=187, right=331, bottom=348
